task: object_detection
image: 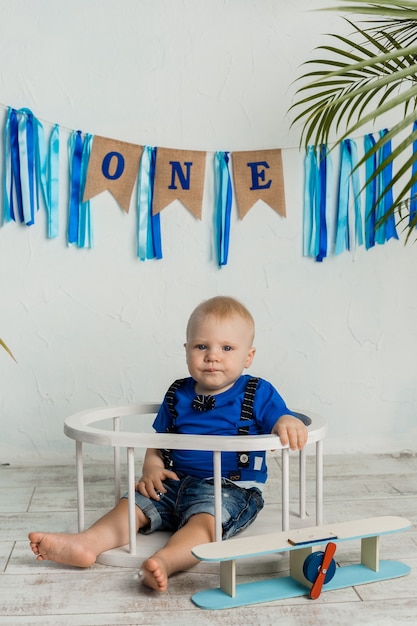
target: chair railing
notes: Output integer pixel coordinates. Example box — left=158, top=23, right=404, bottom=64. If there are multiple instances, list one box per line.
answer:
left=64, top=404, right=326, bottom=553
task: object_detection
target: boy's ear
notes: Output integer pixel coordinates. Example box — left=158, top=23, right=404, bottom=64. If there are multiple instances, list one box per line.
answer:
left=245, top=347, right=256, bottom=367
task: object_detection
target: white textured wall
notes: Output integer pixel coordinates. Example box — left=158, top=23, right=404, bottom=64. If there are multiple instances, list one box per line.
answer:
left=1, top=0, right=416, bottom=463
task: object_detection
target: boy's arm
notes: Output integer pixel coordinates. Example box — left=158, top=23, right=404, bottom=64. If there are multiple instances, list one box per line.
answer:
left=135, top=448, right=179, bottom=500
left=271, top=414, right=308, bottom=451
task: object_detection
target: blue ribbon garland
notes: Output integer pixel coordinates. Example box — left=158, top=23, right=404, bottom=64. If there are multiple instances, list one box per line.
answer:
left=410, top=120, right=417, bottom=228
left=335, top=139, right=363, bottom=255
left=214, top=151, right=232, bottom=266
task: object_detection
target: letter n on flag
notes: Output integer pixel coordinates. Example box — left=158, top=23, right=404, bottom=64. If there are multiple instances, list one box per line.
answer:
left=232, top=149, right=286, bottom=218
left=83, top=136, right=143, bottom=213
left=152, top=148, right=206, bottom=219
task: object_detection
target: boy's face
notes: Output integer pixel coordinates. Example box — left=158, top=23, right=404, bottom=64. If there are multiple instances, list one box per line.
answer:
left=185, top=313, right=255, bottom=396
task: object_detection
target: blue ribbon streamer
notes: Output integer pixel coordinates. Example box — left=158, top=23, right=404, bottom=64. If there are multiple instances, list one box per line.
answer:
left=9, top=109, right=24, bottom=223
left=376, top=129, right=398, bottom=244
left=303, top=145, right=331, bottom=261
left=364, top=133, right=377, bottom=249
left=410, top=121, right=417, bottom=228
left=3, top=108, right=59, bottom=233
left=365, top=130, right=399, bottom=246
left=303, top=146, right=318, bottom=257
left=3, top=107, right=13, bottom=224
left=18, top=109, right=36, bottom=225
left=78, top=133, right=93, bottom=248
left=335, top=139, right=363, bottom=255
left=68, top=130, right=84, bottom=245
left=317, top=145, right=330, bottom=261
left=137, top=146, right=158, bottom=260
left=214, top=151, right=232, bottom=266
left=149, top=147, right=162, bottom=259
left=47, top=124, right=60, bottom=238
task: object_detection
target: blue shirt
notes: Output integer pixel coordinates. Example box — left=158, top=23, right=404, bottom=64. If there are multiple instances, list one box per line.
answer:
left=153, top=375, right=293, bottom=483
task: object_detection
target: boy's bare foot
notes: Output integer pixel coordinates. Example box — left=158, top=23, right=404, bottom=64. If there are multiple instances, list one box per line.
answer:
left=139, top=557, right=168, bottom=592
left=28, top=532, right=96, bottom=568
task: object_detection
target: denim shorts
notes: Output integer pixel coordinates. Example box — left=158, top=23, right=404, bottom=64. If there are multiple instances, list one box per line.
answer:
left=122, top=474, right=264, bottom=539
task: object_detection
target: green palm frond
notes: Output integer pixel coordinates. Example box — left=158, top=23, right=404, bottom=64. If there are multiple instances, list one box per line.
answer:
left=0, top=338, right=16, bottom=362
left=291, top=1, right=417, bottom=229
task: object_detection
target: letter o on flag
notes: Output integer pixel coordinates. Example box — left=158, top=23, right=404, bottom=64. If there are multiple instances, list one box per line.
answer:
left=102, top=151, right=125, bottom=180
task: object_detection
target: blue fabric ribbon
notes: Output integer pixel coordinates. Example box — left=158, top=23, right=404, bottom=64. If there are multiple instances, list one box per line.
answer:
left=47, top=124, right=60, bottom=238
left=375, top=129, right=398, bottom=244
left=410, top=120, right=417, bottom=228
left=3, top=107, right=13, bottom=224
left=3, top=108, right=60, bottom=233
left=9, top=108, right=24, bottom=223
left=364, top=133, right=377, bottom=249
left=365, top=130, right=398, bottom=246
left=137, top=146, right=159, bottom=260
left=335, top=139, right=363, bottom=255
left=68, top=130, right=84, bottom=245
left=78, top=133, right=93, bottom=248
left=303, top=146, right=318, bottom=258
left=18, top=108, right=36, bottom=225
left=303, top=145, right=331, bottom=261
left=316, top=145, right=330, bottom=262
left=214, top=151, right=232, bottom=266
left=149, top=147, right=162, bottom=259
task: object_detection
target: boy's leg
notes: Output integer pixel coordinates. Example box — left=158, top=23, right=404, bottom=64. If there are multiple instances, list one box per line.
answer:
left=28, top=498, right=149, bottom=567
left=140, top=512, right=215, bottom=592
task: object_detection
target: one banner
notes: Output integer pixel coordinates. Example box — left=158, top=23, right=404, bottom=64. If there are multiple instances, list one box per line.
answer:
left=83, top=135, right=143, bottom=213
left=152, top=147, right=206, bottom=218
left=232, top=148, right=286, bottom=218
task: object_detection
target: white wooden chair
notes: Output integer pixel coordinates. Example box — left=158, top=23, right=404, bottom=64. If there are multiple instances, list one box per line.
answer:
left=64, top=403, right=326, bottom=567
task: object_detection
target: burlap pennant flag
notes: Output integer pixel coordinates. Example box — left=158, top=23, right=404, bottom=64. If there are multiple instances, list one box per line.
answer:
left=83, top=135, right=143, bottom=213
left=232, top=149, right=286, bottom=218
left=152, top=147, right=206, bottom=218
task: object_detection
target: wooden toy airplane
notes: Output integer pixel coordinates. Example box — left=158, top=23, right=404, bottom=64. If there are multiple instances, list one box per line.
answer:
left=191, top=516, right=411, bottom=610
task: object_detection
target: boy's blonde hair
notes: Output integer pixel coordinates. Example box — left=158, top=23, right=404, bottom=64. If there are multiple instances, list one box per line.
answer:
left=186, top=296, right=255, bottom=342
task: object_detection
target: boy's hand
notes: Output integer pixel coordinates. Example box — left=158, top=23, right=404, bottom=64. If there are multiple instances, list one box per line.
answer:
left=272, top=414, right=308, bottom=451
left=135, top=466, right=179, bottom=500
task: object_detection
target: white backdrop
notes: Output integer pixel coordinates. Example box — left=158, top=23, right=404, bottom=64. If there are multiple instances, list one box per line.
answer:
left=1, top=0, right=416, bottom=462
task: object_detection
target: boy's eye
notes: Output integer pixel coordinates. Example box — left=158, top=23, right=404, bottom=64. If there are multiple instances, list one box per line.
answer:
left=197, top=344, right=206, bottom=350
left=223, top=346, right=232, bottom=351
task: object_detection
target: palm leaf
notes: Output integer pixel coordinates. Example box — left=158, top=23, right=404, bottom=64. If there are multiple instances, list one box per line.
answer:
left=291, top=1, right=417, bottom=227
left=0, top=338, right=16, bottom=362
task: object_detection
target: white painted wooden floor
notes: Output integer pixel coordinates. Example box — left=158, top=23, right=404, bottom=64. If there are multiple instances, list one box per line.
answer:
left=1, top=452, right=416, bottom=625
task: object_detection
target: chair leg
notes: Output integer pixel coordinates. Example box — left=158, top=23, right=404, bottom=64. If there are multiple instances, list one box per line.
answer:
left=299, top=448, right=306, bottom=519
left=127, top=447, right=137, bottom=555
left=281, top=448, right=290, bottom=531
left=316, top=439, right=323, bottom=526
left=76, top=440, right=85, bottom=532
